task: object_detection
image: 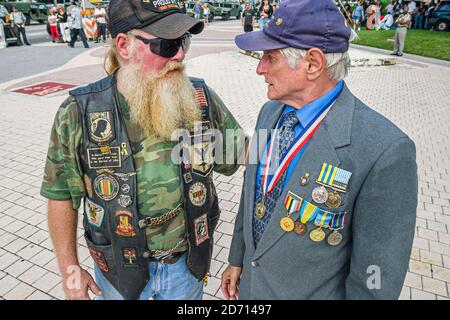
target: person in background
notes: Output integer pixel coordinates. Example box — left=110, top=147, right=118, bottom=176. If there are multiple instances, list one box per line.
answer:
left=424, top=0, right=435, bottom=29
left=242, top=2, right=255, bottom=33
left=392, top=5, right=411, bottom=56
left=179, top=1, right=187, bottom=14
left=194, top=0, right=202, bottom=20
left=68, top=2, right=89, bottom=48
left=94, top=2, right=107, bottom=43
left=0, top=4, right=8, bottom=23
left=258, top=0, right=273, bottom=30
left=203, top=3, right=210, bottom=24
left=386, top=0, right=394, bottom=15
left=414, top=1, right=426, bottom=29
left=57, top=6, right=70, bottom=43
left=48, top=8, right=62, bottom=43
left=10, top=6, right=31, bottom=46
left=352, top=0, right=364, bottom=31
left=377, top=11, right=394, bottom=30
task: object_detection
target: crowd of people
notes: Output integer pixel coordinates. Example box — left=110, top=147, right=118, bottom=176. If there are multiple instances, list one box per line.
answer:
left=341, top=0, right=444, bottom=31
left=0, top=1, right=109, bottom=49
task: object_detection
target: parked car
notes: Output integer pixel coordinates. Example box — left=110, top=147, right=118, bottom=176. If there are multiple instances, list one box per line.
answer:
left=429, top=1, right=450, bottom=31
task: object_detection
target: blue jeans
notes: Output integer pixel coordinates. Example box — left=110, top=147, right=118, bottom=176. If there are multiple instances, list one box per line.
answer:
left=258, top=17, right=270, bottom=30
left=413, top=15, right=424, bottom=29
left=94, top=253, right=204, bottom=300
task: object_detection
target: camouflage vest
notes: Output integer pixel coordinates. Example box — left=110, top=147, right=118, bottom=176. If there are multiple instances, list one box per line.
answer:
left=70, top=74, right=220, bottom=300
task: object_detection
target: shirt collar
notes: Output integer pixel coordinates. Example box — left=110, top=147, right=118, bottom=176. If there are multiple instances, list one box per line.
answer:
left=284, top=80, right=344, bottom=128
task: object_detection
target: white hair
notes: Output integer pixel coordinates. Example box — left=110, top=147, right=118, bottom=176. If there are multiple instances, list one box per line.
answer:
left=280, top=47, right=351, bottom=81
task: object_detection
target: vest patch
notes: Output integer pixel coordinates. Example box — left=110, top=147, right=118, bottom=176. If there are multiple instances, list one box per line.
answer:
left=115, top=211, right=137, bottom=237
left=189, top=182, right=207, bottom=207
left=194, top=213, right=210, bottom=246
left=88, top=111, right=114, bottom=144
left=89, top=248, right=109, bottom=272
left=87, top=146, right=122, bottom=169
left=85, top=197, right=105, bottom=228
left=94, top=174, right=120, bottom=201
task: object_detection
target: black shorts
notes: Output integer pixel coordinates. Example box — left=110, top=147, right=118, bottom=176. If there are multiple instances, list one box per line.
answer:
left=244, top=25, right=253, bottom=33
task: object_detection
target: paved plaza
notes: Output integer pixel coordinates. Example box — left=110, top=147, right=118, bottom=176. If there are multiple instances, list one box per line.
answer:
left=0, top=21, right=449, bottom=300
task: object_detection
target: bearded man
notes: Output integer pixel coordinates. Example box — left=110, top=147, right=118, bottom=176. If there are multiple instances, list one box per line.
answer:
left=41, top=0, right=245, bottom=300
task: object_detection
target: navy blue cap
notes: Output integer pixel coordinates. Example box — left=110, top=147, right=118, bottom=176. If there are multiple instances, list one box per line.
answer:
left=235, top=0, right=351, bottom=53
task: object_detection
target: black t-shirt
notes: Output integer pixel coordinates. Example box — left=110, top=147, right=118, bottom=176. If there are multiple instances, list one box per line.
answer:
left=242, top=9, right=254, bottom=25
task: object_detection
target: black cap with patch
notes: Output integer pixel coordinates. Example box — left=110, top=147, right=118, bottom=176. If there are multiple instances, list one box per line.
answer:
left=108, top=0, right=204, bottom=39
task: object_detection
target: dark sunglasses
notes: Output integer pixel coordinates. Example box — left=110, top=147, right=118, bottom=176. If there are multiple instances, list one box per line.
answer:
left=134, top=34, right=192, bottom=58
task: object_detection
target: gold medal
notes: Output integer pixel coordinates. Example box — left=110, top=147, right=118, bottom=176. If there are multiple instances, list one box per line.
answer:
left=327, top=230, right=343, bottom=246
left=255, top=202, right=266, bottom=219
left=280, top=216, right=295, bottom=232
left=326, top=190, right=341, bottom=208
left=293, top=220, right=307, bottom=235
left=309, top=227, right=326, bottom=242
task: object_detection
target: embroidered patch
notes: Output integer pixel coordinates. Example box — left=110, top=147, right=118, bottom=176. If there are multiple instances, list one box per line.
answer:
left=88, top=111, right=114, bottom=144
left=189, top=182, right=207, bottom=207
left=89, top=248, right=109, bottom=272
left=115, top=211, right=137, bottom=237
left=123, top=247, right=138, bottom=266
left=195, top=87, right=208, bottom=106
left=87, top=146, right=121, bottom=169
left=194, top=213, right=210, bottom=246
left=94, top=174, right=120, bottom=201
left=118, top=194, right=133, bottom=208
left=84, top=197, right=105, bottom=228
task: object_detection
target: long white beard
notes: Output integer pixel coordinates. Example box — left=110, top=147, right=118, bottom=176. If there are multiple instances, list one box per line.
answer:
left=118, top=61, right=201, bottom=141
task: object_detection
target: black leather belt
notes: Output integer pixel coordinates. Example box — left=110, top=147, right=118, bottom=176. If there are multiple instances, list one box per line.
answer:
left=146, top=252, right=183, bottom=264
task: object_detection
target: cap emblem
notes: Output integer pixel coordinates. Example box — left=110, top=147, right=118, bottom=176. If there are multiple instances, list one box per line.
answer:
left=276, top=18, right=283, bottom=26
left=141, top=0, right=179, bottom=12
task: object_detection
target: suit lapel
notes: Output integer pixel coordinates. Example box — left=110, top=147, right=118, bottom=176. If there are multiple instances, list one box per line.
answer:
left=251, top=84, right=356, bottom=260
left=243, top=101, right=285, bottom=252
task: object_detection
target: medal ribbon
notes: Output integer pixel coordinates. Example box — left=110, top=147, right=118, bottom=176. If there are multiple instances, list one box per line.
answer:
left=313, top=209, right=332, bottom=227
left=261, top=97, right=338, bottom=197
left=329, top=212, right=348, bottom=230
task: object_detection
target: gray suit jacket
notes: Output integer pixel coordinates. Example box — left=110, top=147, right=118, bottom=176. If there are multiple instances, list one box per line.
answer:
left=228, top=84, right=418, bottom=299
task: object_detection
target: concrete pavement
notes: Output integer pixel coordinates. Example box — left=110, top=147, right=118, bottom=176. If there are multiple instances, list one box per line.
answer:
left=0, top=21, right=449, bottom=300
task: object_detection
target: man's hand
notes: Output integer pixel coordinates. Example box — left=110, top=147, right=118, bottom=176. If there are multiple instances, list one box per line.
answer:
left=62, top=266, right=102, bottom=300
left=220, top=265, right=242, bottom=300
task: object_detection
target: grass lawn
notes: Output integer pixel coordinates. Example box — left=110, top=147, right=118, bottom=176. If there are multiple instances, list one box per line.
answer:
left=353, top=29, right=450, bottom=61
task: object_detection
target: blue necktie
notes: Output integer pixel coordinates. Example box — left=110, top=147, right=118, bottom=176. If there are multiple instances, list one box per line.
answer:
left=253, top=111, right=300, bottom=245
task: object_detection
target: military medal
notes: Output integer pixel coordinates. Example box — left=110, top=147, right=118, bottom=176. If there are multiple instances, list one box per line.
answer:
left=327, top=230, right=343, bottom=246
left=294, top=220, right=307, bottom=235
left=280, top=216, right=295, bottom=232
left=259, top=102, right=335, bottom=223
left=255, top=201, right=266, bottom=219
left=326, top=190, right=341, bottom=208
left=309, top=227, right=326, bottom=242
left=327, top=211, right=348, bottom=246
left=312, top=186, right=328, bottom=204
left=316, top=163, right=352, bottom=193
left=309, top=209, right=332, bottom=242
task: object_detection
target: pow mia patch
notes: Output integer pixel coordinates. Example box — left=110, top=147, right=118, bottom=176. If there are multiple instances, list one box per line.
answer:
left=141, top=0, right=179, bottom=12
left=88, top=111, right=114, bottom=144
left=194, top=213, right=210, bottom=246
left=189, top=182, right=207, bottom=207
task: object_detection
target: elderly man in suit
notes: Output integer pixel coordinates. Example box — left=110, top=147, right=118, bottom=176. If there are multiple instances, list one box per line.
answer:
left=221, top=0, right=418, bottom=300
